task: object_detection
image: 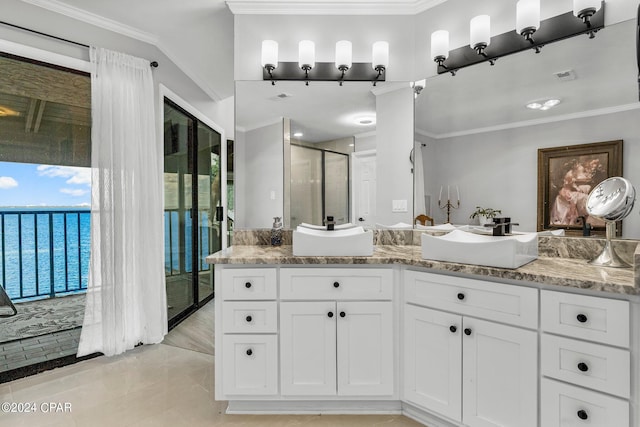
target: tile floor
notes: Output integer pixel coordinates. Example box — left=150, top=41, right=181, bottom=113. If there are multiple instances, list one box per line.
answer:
left=1, top=301, right=424, bottom=426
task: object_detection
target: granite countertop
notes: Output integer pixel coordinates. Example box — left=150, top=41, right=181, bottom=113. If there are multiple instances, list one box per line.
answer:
left=206, top=244, right=638, bottom=296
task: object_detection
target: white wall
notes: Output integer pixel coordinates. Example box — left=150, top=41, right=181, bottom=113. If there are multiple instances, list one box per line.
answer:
left=422, top=108, right=640, bottom=238
left=376, top=85, right=415, bottom=225
left=235, top=121, right=284, bottom=228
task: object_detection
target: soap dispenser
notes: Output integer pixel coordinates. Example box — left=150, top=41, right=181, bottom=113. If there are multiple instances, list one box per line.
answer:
left=271, top=217, right=283, bottom=246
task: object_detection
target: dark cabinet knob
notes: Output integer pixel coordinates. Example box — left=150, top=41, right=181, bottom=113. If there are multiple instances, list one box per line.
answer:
left=464, top=328, right=472, bottom=336
left=577, top=409, right=588, bottom=420
left=457, top=293, right=465, bottom=300
left=577, top=362, right=589, bottom=372
left=577, top=313, right=588, bottom=323
left=450, top=325, right=457, bottom=333
left=246, top=315, right=252, bottom=323
left=358, top=217, right=365, bottom=222
left=328, top=312, right=334, bottom=318
left=245, top=282, right=252, bottom=289
left=333, top=281, right=340, bottom=288
left=246, top=348, right=253, bottom=356
left=340, top=311, right=346, bottom=318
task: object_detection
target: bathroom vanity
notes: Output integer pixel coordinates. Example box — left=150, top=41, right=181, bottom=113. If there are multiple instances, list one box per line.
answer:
left=207, top=238, right=640, bottom=427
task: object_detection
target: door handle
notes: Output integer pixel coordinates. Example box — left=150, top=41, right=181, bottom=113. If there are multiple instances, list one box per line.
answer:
left=358, top=217, right=365, bottom=222
left=215, top=206, right=224, bottom=221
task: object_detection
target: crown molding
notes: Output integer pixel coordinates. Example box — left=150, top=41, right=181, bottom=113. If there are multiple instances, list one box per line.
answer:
left=423, top=102, right=640, bottom=140
left=226, top=0, right=449, bottom=15
left=21, top=0, right=158, bottom=45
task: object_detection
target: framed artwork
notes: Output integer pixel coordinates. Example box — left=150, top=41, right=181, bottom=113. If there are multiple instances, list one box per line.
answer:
left=537, top=140, right=623, bottom=235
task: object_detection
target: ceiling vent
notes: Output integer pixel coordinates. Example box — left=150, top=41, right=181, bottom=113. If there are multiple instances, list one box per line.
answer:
left=553, top=69, right=577, bottom=81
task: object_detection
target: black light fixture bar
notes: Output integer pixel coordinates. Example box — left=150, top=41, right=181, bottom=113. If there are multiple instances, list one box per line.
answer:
left=437, top=3, right=605, bottom=75
left=263, top=62, right=385, bottom=83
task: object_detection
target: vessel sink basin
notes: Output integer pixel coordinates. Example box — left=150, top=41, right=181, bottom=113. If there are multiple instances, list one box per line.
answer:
left=421, top=229, right=538, bottom=269
left=293, top=226, right=374, bottom=256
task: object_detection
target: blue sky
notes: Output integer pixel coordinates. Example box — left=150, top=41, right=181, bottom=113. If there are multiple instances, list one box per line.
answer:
left=0, top=162, right=91, bottom=207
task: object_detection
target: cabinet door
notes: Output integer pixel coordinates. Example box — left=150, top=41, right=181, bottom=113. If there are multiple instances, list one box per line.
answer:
left=462, top=318, right=537, bottom=427
left=336, top=301, right=394, bottom=396
left=280, top=301, right=337, bottom=396
left=403, top=304, right=462, bottom=422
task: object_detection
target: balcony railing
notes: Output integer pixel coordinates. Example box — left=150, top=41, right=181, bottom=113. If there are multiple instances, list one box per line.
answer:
left=0, top=209, right=90, bottom=302
left=0, top=208, right=217, bottom=302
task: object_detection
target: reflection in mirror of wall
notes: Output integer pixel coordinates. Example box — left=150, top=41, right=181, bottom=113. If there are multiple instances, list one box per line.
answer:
left=415, top=18, right=640, bottom=239
left=235, top=81, right=414, bottom=230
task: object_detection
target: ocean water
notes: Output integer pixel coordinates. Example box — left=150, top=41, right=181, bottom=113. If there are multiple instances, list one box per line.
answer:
left=0, top=207, right=213, bottom=301
left=0, top=207, right=90, bottom=300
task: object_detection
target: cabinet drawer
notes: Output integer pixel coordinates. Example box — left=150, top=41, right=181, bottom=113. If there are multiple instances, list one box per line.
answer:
left=280, top=268, right=392, bottom=300
left=222, top=301, right=278, bottom=334
left=222, top=334, right=278, bottom=396
left=541, top=290, right=629, bottom=348
left=542, top=334, right=630, bottom=398
left=221, top=268, right=277, bottom=300
left=404, top=271, right=538, bottom=328
left=541, top=378, right=629, bottom=427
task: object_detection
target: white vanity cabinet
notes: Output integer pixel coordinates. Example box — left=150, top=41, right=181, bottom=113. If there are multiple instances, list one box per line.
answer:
left=403, top=271, right=538, bottom=427
left=279, top=268, right=394, bottom=397
left=540, top=290, right=631, bottom=427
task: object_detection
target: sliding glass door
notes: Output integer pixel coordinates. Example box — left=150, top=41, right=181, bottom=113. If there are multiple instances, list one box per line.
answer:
left=163, top=99, right=221, bottom=327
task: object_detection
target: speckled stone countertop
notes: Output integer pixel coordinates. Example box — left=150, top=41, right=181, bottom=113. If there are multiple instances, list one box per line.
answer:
left=206, top=244, right=638, bottom=296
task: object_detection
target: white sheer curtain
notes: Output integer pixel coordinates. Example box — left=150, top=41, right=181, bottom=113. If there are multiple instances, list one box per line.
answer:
left=78, top=47, right=167, bottom=357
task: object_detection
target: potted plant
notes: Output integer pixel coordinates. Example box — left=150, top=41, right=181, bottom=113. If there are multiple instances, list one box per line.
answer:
left=470, top=206, right=502, bottom=226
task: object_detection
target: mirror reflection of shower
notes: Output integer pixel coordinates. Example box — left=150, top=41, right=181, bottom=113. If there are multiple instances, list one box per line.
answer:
left=290, top=143, right=350, bottom=228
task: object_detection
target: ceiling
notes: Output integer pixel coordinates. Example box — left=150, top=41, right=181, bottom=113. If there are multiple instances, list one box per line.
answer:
left=0, top=54, right=91, bottom=166
left=236, top=81, right=379, bottom=142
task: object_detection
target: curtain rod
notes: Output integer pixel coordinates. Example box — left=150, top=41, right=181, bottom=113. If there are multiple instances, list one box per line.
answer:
left=0, top=20, right=158, bottom=67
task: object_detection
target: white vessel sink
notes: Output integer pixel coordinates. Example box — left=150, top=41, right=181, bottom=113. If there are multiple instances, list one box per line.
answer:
left=293, top=226, right=374, bottom=256
left=421, top=229, right=538, bottom=269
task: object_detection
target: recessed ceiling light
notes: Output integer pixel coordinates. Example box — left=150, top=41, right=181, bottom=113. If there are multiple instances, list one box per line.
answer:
left=348, top=143, right=354, bottom=147
left=526, top=98, right=561, bottom=110
left=293, top=132, right=303, bottom=137
left=354, top=115, right=376, bottom=125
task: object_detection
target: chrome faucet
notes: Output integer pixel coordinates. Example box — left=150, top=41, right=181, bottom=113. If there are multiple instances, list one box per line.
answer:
left=483, top=217, right=519, bottom=236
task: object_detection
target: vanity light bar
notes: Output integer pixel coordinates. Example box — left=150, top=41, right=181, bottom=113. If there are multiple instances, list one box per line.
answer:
left=261, top=40, right=387, bottom=85
left=432, top=2, right=604, bottom=75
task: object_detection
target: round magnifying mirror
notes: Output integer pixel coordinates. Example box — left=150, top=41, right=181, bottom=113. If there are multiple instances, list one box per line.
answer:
left=585, top=177, right=636, bottom=268
left=586, top=177, right=636, bottom=221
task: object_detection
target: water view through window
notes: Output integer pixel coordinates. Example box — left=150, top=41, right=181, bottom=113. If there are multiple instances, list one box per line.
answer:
left=0, top=162, right=91, bottom=301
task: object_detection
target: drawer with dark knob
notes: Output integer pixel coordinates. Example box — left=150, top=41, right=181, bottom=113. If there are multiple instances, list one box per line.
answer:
left=541, top=334, right=630, bottom=398
left=221, top=268, right=277, bottom=300
left=222, top=301, right=277, bottom=333
left=541, top=290, right=629, bottom=348
left=541, top=378, right=629, bottom=427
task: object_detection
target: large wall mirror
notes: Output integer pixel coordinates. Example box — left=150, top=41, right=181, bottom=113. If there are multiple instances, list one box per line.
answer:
left=415, top=18, right=640, bottom=239
left=235, top=80, right=414, bottom=230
